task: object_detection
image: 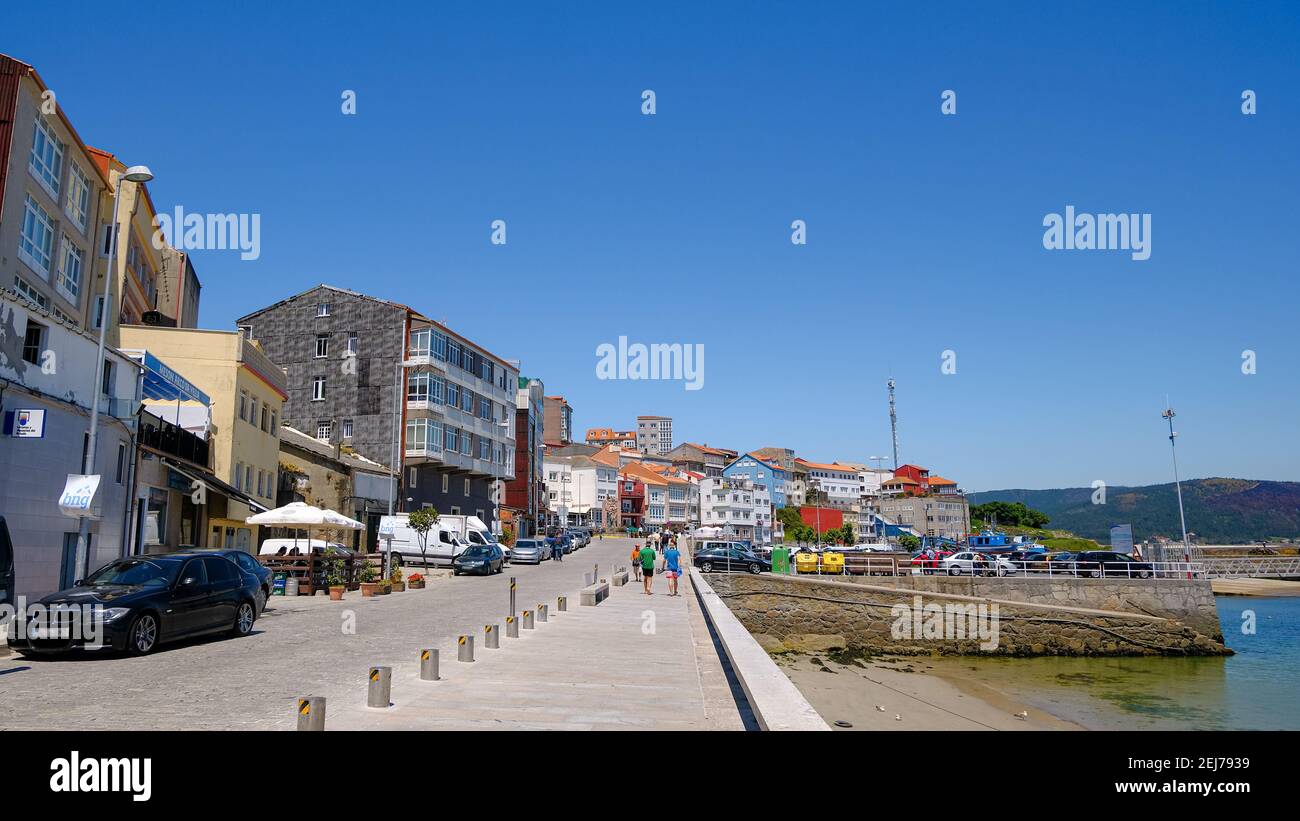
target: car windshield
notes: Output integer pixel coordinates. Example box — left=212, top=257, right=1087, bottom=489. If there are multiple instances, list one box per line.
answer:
left=515, top=541, right=537, bottom=549
left=462, top=547, right=490, bottom=557
left=83, top=559, right=176, bottom=588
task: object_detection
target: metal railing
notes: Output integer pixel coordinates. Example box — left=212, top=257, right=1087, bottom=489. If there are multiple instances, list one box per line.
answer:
left=1199, top=556, right=1300, bottom=579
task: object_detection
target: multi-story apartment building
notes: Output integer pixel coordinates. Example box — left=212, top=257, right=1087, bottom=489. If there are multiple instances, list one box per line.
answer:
left=237, top=286, right=518, bottom=536
left=795, top=459, right=861, bottom=510
left=636, top=414, right=673, bottom=455
left=119, top=325, right=286, bottom=551
left=275, top=425, right=395, bottom=550
left=542, top=454, right=618, bottom=528
left=617, top=475, right=645, bottom=532
left=723, top=452, right=788, bottom=507
left=0, top=54, right=109, bottom=330
left=666, top=441, right=735, bottom=477
left=505, top=375, right=545, bottom=537
left=585, top=427, right=636, bottom=448
left=699, top=476, right=772, bottom=545
left=543, top=395, right=572, bottom=446
left=879, top=494, right=970, bottom=541
left=0, top=290, right=141, bottom=597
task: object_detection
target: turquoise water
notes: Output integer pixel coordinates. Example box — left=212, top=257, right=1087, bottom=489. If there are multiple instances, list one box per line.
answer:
left=926, top=596, right=1300, bottom=730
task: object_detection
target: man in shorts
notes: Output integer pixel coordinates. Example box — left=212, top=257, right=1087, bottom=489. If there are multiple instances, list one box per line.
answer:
left=640, top=542, right=658, bottom=594
left=631, top=544, right=643, bottom=581
left=663, top=541, right=682, bottom=596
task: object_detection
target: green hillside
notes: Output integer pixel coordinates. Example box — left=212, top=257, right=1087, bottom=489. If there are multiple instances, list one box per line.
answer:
left=975, top=478, right=1300, bottom=544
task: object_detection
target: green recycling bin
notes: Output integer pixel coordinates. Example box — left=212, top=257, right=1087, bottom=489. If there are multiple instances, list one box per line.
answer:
left=772, top=547, right=790, bottom=574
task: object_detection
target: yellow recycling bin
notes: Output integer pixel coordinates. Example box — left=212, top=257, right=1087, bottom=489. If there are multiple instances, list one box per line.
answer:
left=795, top=551, right=820, bottom=574
left=820, top=551, right=845, bottom=575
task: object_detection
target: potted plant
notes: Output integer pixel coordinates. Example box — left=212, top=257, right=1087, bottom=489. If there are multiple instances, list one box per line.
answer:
left=390, top=564, right=406, bottom=592
left=358, top=561, right=382, bottom=597
left=325, top=559, right=347, bottom=601
left=407, top=572, right=425, bottom=590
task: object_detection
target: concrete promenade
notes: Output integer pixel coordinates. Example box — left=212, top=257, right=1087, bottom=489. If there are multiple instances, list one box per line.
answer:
left=328, top=560, right=753, bottom=730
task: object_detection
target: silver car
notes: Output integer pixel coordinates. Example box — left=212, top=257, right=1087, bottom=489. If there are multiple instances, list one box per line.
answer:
left=508, top=539, right=552, bottom=564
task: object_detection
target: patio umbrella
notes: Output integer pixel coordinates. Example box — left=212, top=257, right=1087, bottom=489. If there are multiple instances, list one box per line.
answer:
left=246, top=501, right=364, bottom=530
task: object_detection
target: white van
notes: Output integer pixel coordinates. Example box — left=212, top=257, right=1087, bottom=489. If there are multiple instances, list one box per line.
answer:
left=377, top=515, right=469, bottom=567
left=439, top=515, right=503, bottom=552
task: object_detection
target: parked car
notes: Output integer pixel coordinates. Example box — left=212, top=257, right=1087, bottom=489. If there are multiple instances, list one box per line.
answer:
left=693, top=544, right=770, bottom=574
left=194, top=548, right=272, bottom=613
left=6, top=553, right=260, bottom=657
left=940, top=551, right=1018, bottom=576
left=1071, top=550, right=1155, bottom=578
left=508, top=539, right=552, bottom=564
left=566, top=529, right=590, bottom=548
left=911, top=549, right=954, bottom=574
left=1004, top=549, right=1047, bottom=572
left=452, top=545, right=506, bottom=576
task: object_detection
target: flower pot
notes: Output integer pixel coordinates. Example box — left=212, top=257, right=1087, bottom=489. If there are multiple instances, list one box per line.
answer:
left=329, top=586, right=345, bottom=601
left=408, top=580, right=425, bottom=590
left=360, top=583, right=380, bottom=598
left=379, top=583, right=392, bottom=595
left=390, top=581, right=406, bottom=592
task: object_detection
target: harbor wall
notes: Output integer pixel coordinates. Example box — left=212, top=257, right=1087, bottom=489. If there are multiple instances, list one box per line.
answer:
left=705, top=572, right=1230, bottom=657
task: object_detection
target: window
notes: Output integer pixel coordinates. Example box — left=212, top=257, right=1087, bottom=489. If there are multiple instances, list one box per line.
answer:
left=316, top=303, right=330, bottom=316
left=55, top=239, right=83, bottom=303
left=64, top=163, right=90, bottom=231
left=22, top=322, right=44, bottom=365
left=317, top=421, right=332, bottom=441
left=257, top=470, right=265, bottom=497
left=409, top=328, right=431, bottom=357
left=479, top=398, right=491, bottom=420
left=235, top=462, right=244, bottom=491
left=239, top=390, right=248, bottom=421
left=101, top=359, right=114, bottom=396
left=464, top=478, right=471, bottom=496
left=442, top=474, right=450, bottom=493
left=20, top=195, right=55, bottom=275
left=315, top=334, right=329, bottom=358
left=407, top=371, right=430, bottom=402
left=341, top=419, right=353, bottom=439
left=14, top=276, right=50, bottom=310
left=346, top=333, right=358, bottom=356
left=250, top=397, right=259, bottom=427
left=479, top=439, right=490, bottom=460
left=29, top=119, right=64, bottom=196
left=245, top=465, right=253, bottom=492
left=431, top=375, right=444, bottom=405
left=444, top=426, right=458, bottom=452
left=432, top=331, right=447, bottom=361
left=461, top=430, right=472, bottom=455
left=446, top=382, right=460, bottom=409
left=312, top=377, right=325, bottom=401
left=409, top=467, right=418, bottom=487
left=92, top=295, right=106, bottom=329
left=447, top=341, right=461, bottom=368
left=461, top=387, right=473, bottom=413
left=238, top=325, right=253, bottom=340
left=270, top=410, right=278, bottom=434
left=261, top=406, right=269, bottom=432
left=116, top=441, right=127, bottom=484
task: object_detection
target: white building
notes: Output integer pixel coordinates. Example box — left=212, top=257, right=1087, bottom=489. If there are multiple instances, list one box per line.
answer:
left=0, top=290, right=141, bottom=598
left=636, top=414, right=673, bottom=455
left=699, top=476, right=772, bottom=546
left=796, top=459, right=861, bottom=510
left=543, top=454, right=618, bottom=528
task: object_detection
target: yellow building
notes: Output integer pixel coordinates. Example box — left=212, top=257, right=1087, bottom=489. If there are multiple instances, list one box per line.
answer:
left=119, top=325, right=287, bottom=550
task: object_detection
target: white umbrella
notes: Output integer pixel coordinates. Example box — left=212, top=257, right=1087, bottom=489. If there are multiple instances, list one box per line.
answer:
left=246, top=501, right=363, bottom=529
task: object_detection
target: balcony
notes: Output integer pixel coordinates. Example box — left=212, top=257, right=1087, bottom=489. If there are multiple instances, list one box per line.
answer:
left=405, top=398, right=443, bottom=415
left=139, top=411, right=209, bottom=467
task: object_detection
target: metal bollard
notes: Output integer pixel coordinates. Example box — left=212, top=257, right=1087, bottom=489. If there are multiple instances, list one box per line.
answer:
left=296, top=696, right=325, bottom=731
left=506, top=614, right=518, bottom=638
left=485, top=623, right=500, bottom=649
left=420, top=648, right=440, bottom=681
left=509, top=576, right=516, bottom=621
left=557, top=595, right=567, bottom=612
left=367, top=666, right=392, bottom=708
left=457, top=634, right=475, bottom=662
left=523, top=609, right=534, bottom=629
left=537, top=603, right=548, bottom=622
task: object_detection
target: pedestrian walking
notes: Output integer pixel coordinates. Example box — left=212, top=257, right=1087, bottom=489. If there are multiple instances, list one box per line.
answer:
left=664, top=541, right=682, bottom=596
left=640, top=542, right=658, bottom=594
left=631, top=544, right=643, bottom=581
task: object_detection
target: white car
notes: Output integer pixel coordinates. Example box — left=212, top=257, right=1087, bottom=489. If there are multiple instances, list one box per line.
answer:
left=940, top=551, right=1018, bottom=577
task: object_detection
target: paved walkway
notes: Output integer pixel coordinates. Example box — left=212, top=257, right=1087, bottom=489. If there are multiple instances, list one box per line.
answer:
left=328, top=568, right=751, bottom=730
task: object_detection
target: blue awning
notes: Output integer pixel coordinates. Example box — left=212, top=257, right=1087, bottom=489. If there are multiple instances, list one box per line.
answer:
left=139, top=351, right=210, bottom=405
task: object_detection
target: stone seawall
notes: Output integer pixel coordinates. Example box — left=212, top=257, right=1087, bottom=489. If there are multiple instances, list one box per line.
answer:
left=706, top=573, right=1230, bottom=657
left=836, top=574, right=1225, bottom=642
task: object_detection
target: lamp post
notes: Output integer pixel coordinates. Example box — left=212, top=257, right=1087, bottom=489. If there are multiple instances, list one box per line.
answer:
left=811, top=478, right=822, bottom=548
left=77, top=164, right=153, bottom=576
left=1162, top=404, right=1193, bottom=576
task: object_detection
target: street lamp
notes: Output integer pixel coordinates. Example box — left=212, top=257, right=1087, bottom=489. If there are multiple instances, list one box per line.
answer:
left=78, top=164, right=152, bottom=573
left=1162, top=404, right=1193, bottom=575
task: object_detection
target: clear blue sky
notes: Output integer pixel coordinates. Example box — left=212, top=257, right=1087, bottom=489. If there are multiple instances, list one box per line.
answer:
left=9, top=1, right=1298, bottom=490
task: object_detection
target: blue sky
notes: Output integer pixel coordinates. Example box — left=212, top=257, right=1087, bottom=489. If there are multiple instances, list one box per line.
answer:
left=8, top=1, right=1298, bottom=490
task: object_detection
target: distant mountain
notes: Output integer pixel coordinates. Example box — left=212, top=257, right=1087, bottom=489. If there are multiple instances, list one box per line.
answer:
left=975, top=478, right=1300, bottom=544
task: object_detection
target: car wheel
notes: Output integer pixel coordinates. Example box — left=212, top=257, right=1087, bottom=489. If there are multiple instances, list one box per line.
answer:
left=453, top=568, right=461, bottom=576
left=748, top=562, right=760, bottom=574
left=1139, top=569, right=1152, bottom=579
left=947, top=566, right=961, bottom=576
left=127, top=613, right=159, bottom=656
left=232, top=601, right=256, bottom=637
left=997, top=567, right=1008, bottom=577
left=702, top=562, right=714, bottom=572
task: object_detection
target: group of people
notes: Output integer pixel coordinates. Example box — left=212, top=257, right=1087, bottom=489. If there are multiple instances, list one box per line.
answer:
left=630, top=531, right=681, bottom=596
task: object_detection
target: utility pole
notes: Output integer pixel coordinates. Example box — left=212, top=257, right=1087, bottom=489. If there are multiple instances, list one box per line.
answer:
left=1162, top=403, right=1193, bottom=576
left=887, top=379, right=899, bottom=470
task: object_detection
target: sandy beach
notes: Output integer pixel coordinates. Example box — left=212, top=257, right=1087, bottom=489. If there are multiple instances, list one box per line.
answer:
left=777, top=652, right=1084, bottom=731
left=1210, top=578, right=1300, bottom=596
